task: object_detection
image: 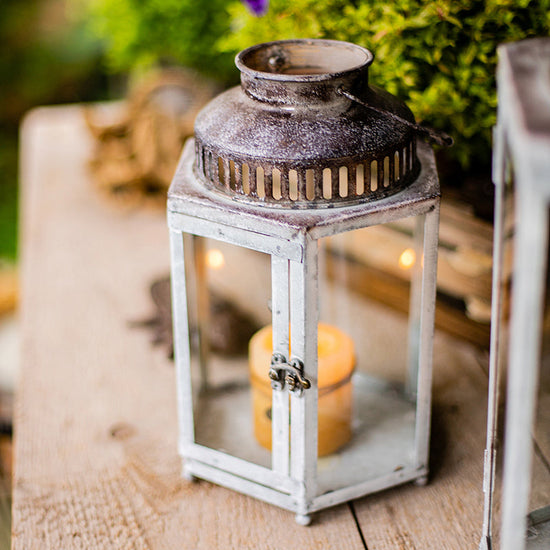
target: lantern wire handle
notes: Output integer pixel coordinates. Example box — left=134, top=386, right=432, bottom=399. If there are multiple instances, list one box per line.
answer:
left=337, top=87, right=454, bottom=148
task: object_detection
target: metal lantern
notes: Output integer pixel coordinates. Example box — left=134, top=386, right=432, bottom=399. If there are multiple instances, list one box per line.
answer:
left=168, top=39, right=441, bottom=525
left=480, top=38, right=550, bottom=550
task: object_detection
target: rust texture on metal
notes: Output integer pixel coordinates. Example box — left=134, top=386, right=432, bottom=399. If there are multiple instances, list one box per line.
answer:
left=193, top=39, right=421, bottom=208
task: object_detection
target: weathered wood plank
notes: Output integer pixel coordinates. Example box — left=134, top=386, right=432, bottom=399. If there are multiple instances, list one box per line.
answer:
left=354, top=337, right=550, bottom=550
left=352, top=338, right=489, bottom=549
left=13, top=105, right=365, bottom=549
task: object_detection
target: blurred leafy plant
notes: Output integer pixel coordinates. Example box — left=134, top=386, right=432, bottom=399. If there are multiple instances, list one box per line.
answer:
left=0, top=137, right=18, bottom=261
left=220, top=0, right=550, bottom=169
left=84, top=0, right=549, bottom=171
left=0, top=0, right=111, bottom=261
left=84, top=0, right=238, bottom=82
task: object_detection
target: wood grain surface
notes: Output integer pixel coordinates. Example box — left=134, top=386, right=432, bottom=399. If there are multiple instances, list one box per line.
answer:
left=13, top=104, right=550, bottom=549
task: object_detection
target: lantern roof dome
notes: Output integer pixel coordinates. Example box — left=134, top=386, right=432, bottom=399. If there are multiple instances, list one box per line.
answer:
left=193, top=39, right=422, bottom=208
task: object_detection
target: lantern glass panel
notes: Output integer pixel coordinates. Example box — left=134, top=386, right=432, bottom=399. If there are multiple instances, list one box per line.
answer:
left=183, top=236, right=273, bottom=468
left=314, top=218, right=422, bottom=494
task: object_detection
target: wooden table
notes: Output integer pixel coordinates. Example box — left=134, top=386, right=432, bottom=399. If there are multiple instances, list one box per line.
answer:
left=12, top=104, right=550, bottom=549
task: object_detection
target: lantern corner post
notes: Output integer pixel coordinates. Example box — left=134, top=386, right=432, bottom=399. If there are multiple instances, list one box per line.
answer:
left=168, top=228, right=196, bottom=464
left=289, top=234, right=319, bottom=521
left=412, top=198, right=440, bottom=479
left=500, top=186, right=549, bottom=550
left=478, top=123, right=508, bottom=550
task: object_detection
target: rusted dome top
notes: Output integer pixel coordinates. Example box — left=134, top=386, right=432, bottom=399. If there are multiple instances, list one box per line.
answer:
left=193, top=39, right=421, bottom=208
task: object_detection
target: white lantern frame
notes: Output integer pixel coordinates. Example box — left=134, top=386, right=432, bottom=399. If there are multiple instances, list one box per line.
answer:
left=168, top=138, right=440, bottom=524
left=481, top=38, right=550, bottom=550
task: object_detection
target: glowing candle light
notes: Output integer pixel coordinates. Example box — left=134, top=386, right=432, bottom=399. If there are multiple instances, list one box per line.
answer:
left=206, top=249, right=225, bottom=270
left=398, top=247, right=416, bottom=270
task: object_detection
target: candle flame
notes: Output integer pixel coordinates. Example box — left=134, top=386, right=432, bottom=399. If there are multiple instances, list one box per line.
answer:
left=398, top=248, right=416, bottom=270
left=206, top=249, right=225, bottom=270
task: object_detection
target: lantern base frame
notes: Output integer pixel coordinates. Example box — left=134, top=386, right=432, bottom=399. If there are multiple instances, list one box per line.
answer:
left=193, top=372, right=420, bottom=483
left=181, top=372, right=428, bottom=517
left=181, top=457, right=428, bottom=520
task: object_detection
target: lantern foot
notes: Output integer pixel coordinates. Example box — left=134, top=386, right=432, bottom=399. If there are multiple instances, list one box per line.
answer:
left=478, top=535, right=492, bottom=550
left=414, top=475, right=428, bottom=487
left=183, top=464, right=197, bottom=483
left=295, top=513, right=312, bottom=526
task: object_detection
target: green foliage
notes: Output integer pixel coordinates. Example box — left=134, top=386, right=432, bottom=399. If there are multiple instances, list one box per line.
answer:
left=85, top=0, right=237, bottom=82
left=84, top=0, right=550, bottom=169
left=220, top=0, right=550, bottom=169
left=0, top=137, right=18, bottom=261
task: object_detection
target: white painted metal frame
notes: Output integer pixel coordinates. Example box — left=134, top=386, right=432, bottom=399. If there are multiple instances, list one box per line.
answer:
left=482, top=38, right=550, bottom=550
left=168, top=138, right=440, bottom=522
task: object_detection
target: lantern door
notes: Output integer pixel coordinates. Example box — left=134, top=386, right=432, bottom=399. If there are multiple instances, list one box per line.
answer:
left=169, top=220, right=306, bottom=506
left=303, top=208, right=438, bottom=507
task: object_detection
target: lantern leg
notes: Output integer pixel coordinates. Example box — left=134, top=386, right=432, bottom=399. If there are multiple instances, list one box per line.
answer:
left=290, top=239, right=319, bottom=520
left=500, top=187, right=548, bottom=550
left=413, top=202, right=440, bottom=479
left=414, top=475, right=428, bottom=487
left=295, top=513, right=312, bottom=526
left=182, top=464, right=197, bottom=483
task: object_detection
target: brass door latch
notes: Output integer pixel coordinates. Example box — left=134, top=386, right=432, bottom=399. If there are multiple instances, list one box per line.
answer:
left=269, top=353, right=311, bottom=394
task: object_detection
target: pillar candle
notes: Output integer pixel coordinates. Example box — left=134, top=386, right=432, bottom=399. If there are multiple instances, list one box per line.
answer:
left=249, top=322, right=355, bottom=456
